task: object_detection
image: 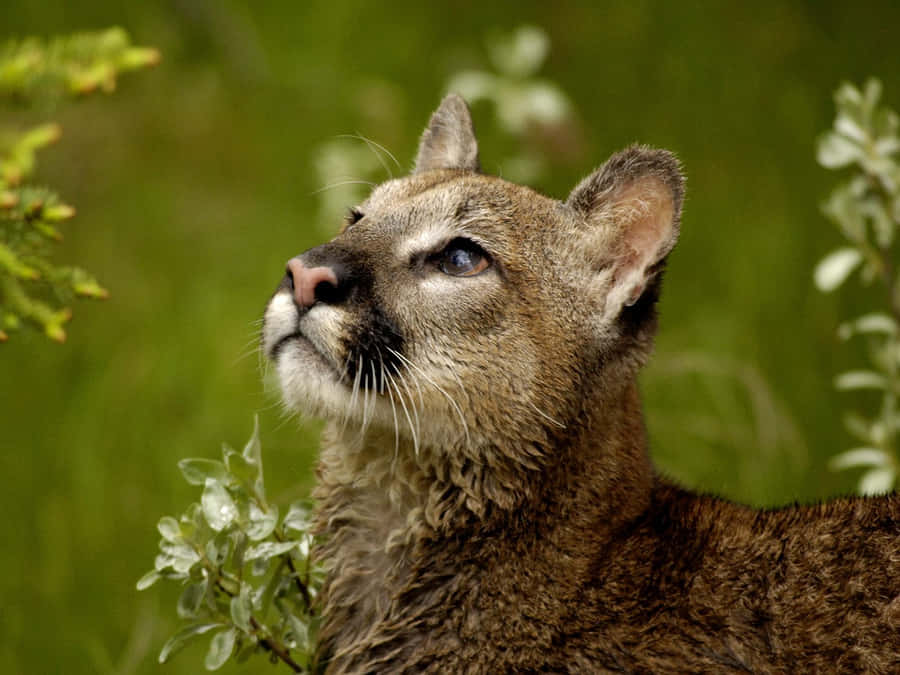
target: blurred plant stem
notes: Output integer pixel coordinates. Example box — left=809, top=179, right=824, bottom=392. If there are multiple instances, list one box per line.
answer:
left=0, top=28, right=158, bottom=343
left=815, top=79, right=900, bottom=494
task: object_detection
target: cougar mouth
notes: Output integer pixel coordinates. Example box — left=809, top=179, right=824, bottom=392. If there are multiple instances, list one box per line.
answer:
left=267, top=329, right=301, bottom=361
left=273, top=330, right=343, bottom=381
left=263, top=291, right=345, bottom=381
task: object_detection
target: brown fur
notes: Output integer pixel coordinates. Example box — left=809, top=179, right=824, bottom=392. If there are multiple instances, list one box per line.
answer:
left=263, top=95, right=900, bottom=673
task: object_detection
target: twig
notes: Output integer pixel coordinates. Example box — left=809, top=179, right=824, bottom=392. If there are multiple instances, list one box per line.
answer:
left=251, top=617, right=304, bottom=673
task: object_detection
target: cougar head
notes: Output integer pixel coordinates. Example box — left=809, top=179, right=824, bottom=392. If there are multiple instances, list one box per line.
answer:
left=263, top=94, right=683, bottom=462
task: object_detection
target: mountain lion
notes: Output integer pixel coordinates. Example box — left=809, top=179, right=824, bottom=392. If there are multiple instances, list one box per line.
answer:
left=263, top=95, right=900, bottom=673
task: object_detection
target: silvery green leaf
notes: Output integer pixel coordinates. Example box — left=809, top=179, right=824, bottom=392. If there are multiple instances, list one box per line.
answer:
left=492, top=88, right=524, bottom=133
left=159, top=540, right=178, bottom=555
left=837, top=313, right=897, bottom=341
left=177, top=580, right=208, bottom=619
left=158, top=623, right=223, bottom=664
left=157, top=516, right=181, bottom=542
left=189, top=564, right=207, bottom=582
left=231, top=488, right=251, bottom=525
left=828, top=447, right=891, bottom=470
left=834, top=81, right=863, bottom=108
left=283, top=502, right=312, bottom=533
left=859, top=258, right=881, bottom=285
left=246, top=502, right=278, bottom=541
left=834, top=112, right=867, bottom=144
left=231, top=530, right=248, bottom=569
left=171, top=548, right=201, bottom=574
left=224, top=446, right=257, bottom=487
left=860, top=199, right=895, bottom=248
left=201, top=478, right=238, bottom=531
left=180, top=502, right=203, bottom=535
left=871, top=421, right=888, bottom=445
left=488, top=25, right=549, bottom=78
left=844, top=412, right=874, bottom=443
left=241, top=416, right=266, bottom=499
left=879, top=166, right=899, bottom=196
left=160, top=540, right=201, bottom=574
left=285, top=612, right=310, bottom=651
left=179, top=458, right=229, bottom=486
left=230, top=587, right=253, bottom=632
left=862, top=78, right=883, bottom=111
left=522, top=82, right=570, bottom=125
left=234, top=639, right=257, bottom=663
left=873, top=102, right=899, bottom=138
left=136, top=569, right=160, bottom=591
left=822, top=183, right=865, bottom=241
left=445, top=70, right=496, bottom=103
left=859, top=466, right=896, bottom=496
left=205, top=530, right=231, bottom=566
left=813, top=248, right=862, bottom=292
left=251, top=556, right=270, bottom=577
left=817, top=131, right=863, bottom=169
left=860, top=154, right=896, bottom=180
left=154, top=552, right=176, bottom=572
left=244, top=540, right=298, bottom=562
left=874, top=136, right=900, bottom=157
left=242, top=416, right=262, bottom=465
left=834, top=370, right=888, bottom=391
left=204, top=627, right=237, bottom=671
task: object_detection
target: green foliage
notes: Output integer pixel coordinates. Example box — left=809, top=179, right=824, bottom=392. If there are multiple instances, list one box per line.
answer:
left=139, top=418, right=322, bottom=673
left=815, top=79, right=900, bottom=494
left=1, top=27, right=159, bottom=101
left=446, top=25, right=572, bottom=184
left=0, top=28, right=157, bottom=342
left=447, top=25, right=570, bottom=134
left=311, top=25, right=575, bottom=232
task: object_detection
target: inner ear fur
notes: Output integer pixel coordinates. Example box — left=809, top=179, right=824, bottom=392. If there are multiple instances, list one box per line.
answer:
left=566, top=146, right=684, bottom=311
left=414, top=94, right=481, bottom=173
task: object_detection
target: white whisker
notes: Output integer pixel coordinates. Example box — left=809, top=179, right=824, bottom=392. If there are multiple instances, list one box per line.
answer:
left=386, top=365, right=419, bottom=456
left=342, top=357, right=363, bottom=434
left=379, top=358, right=400, bottom=456
left=445, top=366, right=472, bottom=407
left=336, top=133, right=402, bottom=171
left=310, top=179, right=376, bottom=196
left=396, top=371, right=422, bottom=448
left=528, top=401, right=566, bottom=429
left=385, top=347, right=470, bottom=446
left=337, top=133, right=394, bottom=179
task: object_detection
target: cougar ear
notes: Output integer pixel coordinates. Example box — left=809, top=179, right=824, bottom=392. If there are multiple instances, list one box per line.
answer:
left=566, top=146, right=684, bottom=316
left=414, top=94, right=480, bottom=173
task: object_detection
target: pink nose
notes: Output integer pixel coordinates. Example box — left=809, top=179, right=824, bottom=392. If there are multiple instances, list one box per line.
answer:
left=286, top=258, right=339, bottom=308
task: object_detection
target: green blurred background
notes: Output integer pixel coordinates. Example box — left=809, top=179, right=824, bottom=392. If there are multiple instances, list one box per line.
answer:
left=2, top=1, right=899, bottom=672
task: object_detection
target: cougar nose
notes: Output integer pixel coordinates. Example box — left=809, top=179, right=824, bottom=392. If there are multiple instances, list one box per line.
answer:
left=285, top=257, right=340, bottom=308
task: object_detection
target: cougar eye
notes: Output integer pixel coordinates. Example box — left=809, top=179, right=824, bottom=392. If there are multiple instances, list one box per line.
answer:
left=436, top=238, right=491, bottom=277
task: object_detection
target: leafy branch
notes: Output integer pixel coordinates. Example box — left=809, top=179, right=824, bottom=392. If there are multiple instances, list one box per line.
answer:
left=814, top=78, right=900, bottom=494
left=0, top=27, right=159, bottom=101
left=138, top=418, right=322, bottom=672
left=0, top=28, right=158, bottom=342
left=447, top=24, right=573, bottom=184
